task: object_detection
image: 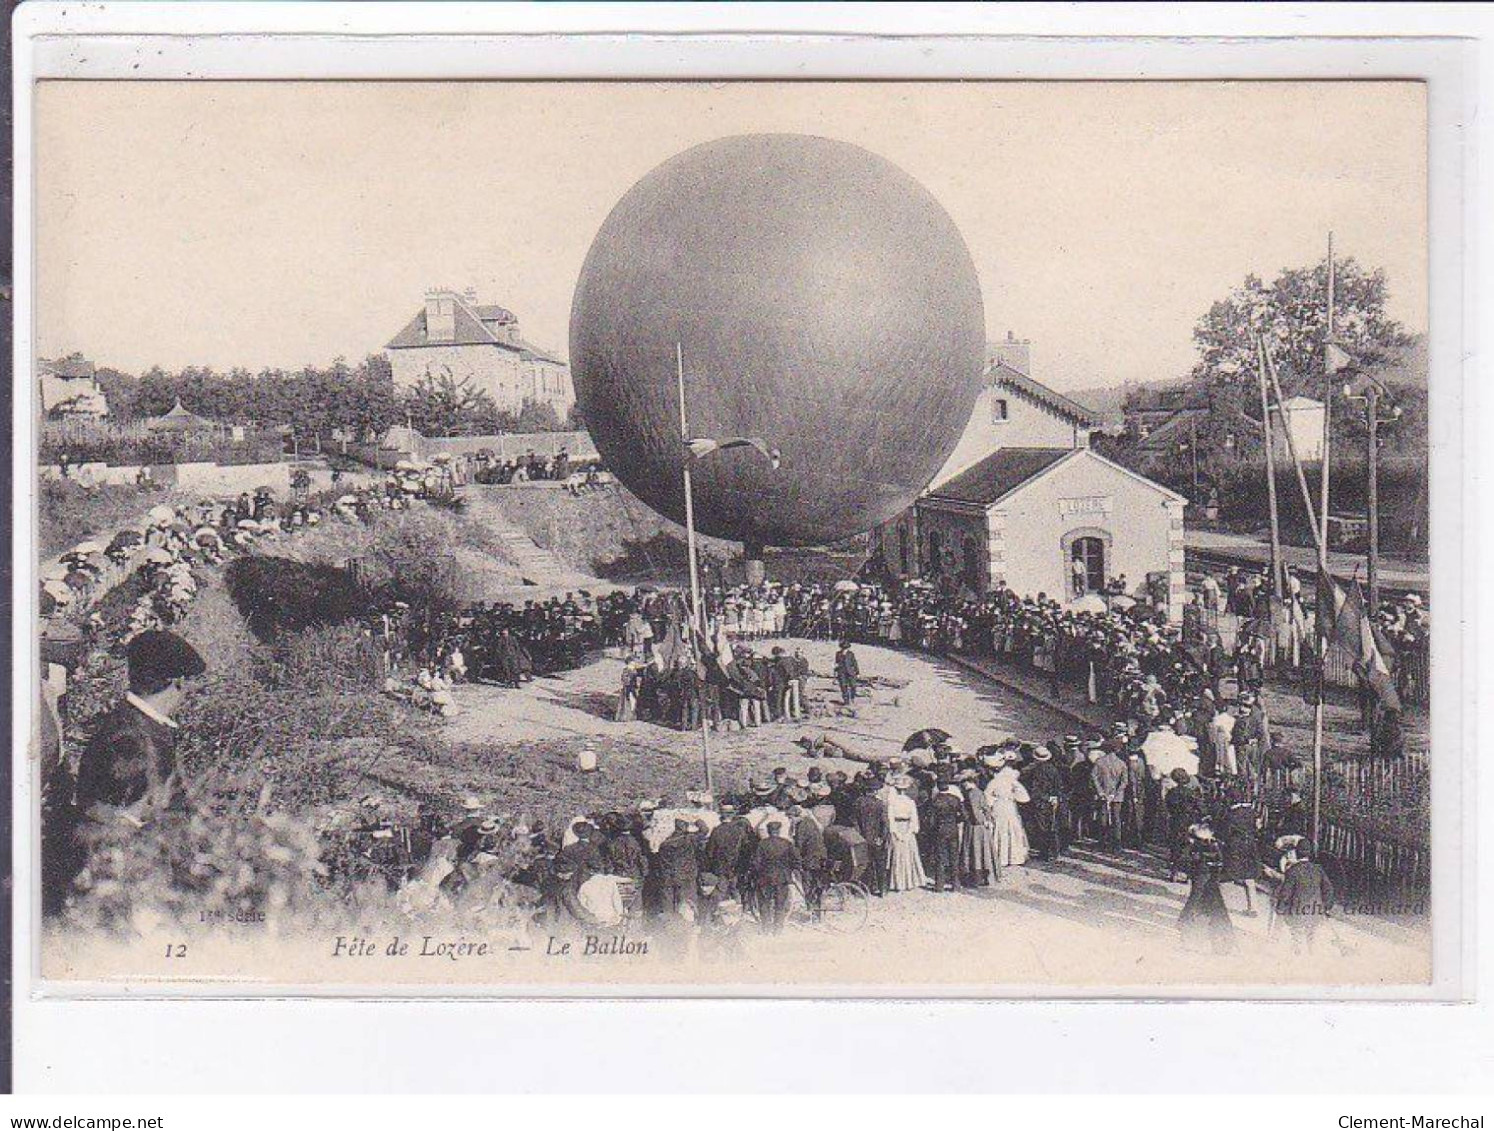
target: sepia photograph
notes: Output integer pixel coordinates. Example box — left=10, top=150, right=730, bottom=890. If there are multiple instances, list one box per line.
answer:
left=26, top=76, right=1437, bottom=994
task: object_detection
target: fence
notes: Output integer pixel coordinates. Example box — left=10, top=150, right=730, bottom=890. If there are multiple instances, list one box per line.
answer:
left=41, top=418, right=285, bottom=468
left=1261, top=760, right=1430, bottom=896
left=337, top=430, right=599, bottom=470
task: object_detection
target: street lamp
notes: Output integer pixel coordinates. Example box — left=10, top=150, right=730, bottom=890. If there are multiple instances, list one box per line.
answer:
left=1342, top=375, right=1400, bottom=612
left=675, top=342, right=779, bottom=797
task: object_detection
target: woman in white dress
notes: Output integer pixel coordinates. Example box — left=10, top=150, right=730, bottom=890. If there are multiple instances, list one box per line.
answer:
left=885, top=778, right=929, bottom=892
left=984, top=759, right=1031, bottom=868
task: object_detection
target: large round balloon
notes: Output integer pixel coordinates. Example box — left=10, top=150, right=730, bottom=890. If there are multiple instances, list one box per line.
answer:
left=569, top=133, right=986, bottom=547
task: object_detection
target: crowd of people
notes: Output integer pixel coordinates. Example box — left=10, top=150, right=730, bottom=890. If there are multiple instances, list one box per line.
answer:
left=464, top=447, right=602, bottom=489
left=41, top=461, right=1418, bottom=953
left=333, top=706, right=1333, bottom=955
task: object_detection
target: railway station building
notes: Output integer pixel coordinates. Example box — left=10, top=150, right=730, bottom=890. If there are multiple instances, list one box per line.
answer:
left=875, top=347, right=1187, bottom=621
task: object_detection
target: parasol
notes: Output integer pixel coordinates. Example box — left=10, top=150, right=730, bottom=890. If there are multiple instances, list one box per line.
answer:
left=1069, top=592, right=1107, bottom=614
left=832, top=580, right=861, bottom=593
left=1140, top=729, right=1199, bottom=779
left=903, top=727, right=951, bottom=751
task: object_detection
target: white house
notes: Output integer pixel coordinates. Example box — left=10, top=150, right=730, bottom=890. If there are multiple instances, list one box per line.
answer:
left=385, top=289, right=574, bottom=419
left=914, top=446, right=1187, bottom=621
left=875, top=339, right=1186, bottom=620
left=38, top=355, right=109, bottom=418
left=1270, top=395, right=1326, bottom=464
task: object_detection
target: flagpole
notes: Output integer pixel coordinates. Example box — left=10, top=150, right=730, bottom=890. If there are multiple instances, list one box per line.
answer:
left=1320, top=233, right=1335, bottom=553
left=1256, top=336, right=1286, bottom=667
left=1309, top=233, right=1338, bottom=850
left=1262, top=334, right=1327, bottom=849
left=677, top=341, right=714, bottom=797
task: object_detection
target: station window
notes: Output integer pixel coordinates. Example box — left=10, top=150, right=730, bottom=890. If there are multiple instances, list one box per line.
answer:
left=992, top=398, right=1009, bottom=423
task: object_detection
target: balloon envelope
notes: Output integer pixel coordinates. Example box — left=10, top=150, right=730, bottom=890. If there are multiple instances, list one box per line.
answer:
left=570, top=134, right=986, bottom=547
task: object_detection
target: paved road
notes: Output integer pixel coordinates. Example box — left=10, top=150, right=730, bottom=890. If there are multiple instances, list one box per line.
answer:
left=1185, top=528, right=1428, bottom=593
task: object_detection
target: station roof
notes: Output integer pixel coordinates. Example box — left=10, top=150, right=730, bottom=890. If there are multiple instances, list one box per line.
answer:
left=924, top=447, right=1075, bottom=508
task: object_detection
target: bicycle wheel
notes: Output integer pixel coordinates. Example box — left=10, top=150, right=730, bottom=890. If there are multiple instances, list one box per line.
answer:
left=818, top=881, right=871, bottom=934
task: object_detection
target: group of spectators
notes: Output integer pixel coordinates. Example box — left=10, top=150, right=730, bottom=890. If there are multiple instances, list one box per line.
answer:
left=467, top=448, right=597, bottom=487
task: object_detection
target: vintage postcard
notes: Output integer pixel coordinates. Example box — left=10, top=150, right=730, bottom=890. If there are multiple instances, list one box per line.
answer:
left=25, top=75, right=1444, bottom=995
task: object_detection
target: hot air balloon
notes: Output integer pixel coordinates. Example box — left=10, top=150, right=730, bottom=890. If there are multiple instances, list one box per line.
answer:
left=569, top=133, right=986, bottom=553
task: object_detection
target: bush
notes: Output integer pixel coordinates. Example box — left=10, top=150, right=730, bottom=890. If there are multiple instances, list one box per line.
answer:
left=64, top=797, right=327, bottom=937
left=224, top=555, right=368, bottom=641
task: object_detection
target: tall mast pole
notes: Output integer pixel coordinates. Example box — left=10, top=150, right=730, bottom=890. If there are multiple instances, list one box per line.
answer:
left=1257, top=337, right=1286, bottom=662
left=677, top=342, right=714, bottom=796
left=1367, top=382, right=1382, bottom=613
left=1319, top=233, right=1335, bottom=558
left=1309, top=234, right=1337, bottom=850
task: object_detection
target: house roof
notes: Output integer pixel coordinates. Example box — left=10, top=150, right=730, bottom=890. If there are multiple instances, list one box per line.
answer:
left=990, top=363, right=1103, bottom=427
left=472, top=304, right=516, bottom=324
left=1137, top=406, right=1209, bottom=451
left=516, top=338, right=565, bottom=366
left=147, top=399, right=216, bottom=432
left=924, top=447, right=1076, bottom=508
left=39, top=356, right=96, bottom=380
left=387, top=299, right=521, bottom=351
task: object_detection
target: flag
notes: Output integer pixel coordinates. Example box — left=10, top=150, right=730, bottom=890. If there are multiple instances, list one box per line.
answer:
left=1316, top=569, right=1402, bottom=712
left=687, top=436, right=781, bottom=467
left=1325, top=340, right=1355, bottom=375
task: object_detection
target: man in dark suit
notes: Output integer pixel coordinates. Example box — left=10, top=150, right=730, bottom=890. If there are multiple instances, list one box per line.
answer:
left=853, top=777, right=890, bottom=895
left=1020, top=745, right=1068, bottom=861
left=834, top=641, right=860, bottom=704
left=704, top=803, right=753, bottom=898
left=789, top=804, right=828, bottom=908
left=655, top=818, right=701, bottom=919
left=75, top=630, right=207, bottom=815
left=1274, top=840, right=1337, bottom=953
left=928, top=784, right=966, bottom=892
left=749, top=821, right=802, bottom=934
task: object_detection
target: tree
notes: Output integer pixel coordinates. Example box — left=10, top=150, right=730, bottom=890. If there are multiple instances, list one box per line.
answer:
left=1190, top=258, right=1413, bottom=399
left=401, top=370, right=500, bottom=437
left=94, top=366, right=140, bottom=420
left=515, top=398, right=562, bottom=433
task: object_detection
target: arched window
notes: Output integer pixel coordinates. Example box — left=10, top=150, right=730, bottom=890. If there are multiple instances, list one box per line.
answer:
left=1063, top=530, right=1111, bottom=597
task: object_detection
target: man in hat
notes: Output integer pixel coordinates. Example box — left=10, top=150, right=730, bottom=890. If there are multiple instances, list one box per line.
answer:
left=749, top=820, right=803, bottom=934
left=1165, top=769, right=1204, bottom=882
left=789, top=803, right=828, bottom=909
left=1021, top=743, right=1068, bottom=861
left=853, top=775, right=891, bottom=895
left=704, top=802, right=754, bottom=899
left=834, top=640, right=860, bottom=705
left=655, top=818, right=701, bottom=920
left=75, top=629, right=206, bottom=816
left=1066, top=737, right=1096, bottom=846
left=928, top=781, right=967, bottom=892
left=1273, top=839, right=1336, bottom=953
left=603, top=812, right=649, bottom=882
left=1090, top=739, right=1129, bottom=851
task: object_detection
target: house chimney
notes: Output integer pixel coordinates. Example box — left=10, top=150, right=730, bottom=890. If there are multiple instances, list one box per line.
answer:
left=425, top=288, right=457, bottom=344
left=990, top=331, right=1032, bottom=377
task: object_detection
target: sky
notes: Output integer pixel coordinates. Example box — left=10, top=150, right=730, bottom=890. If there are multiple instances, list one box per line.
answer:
left=34, top=80, right=1426, bottom=394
